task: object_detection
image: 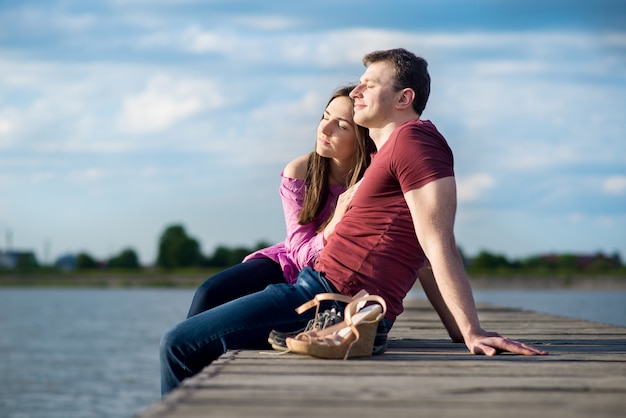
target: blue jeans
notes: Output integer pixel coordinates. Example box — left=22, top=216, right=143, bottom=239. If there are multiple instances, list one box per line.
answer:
left=187, top=258, right=286, bottom=317
left=160, top=266, right=342, bottom=396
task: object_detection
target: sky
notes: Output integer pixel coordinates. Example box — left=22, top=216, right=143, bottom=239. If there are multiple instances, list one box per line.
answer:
left=1, top=0, right=625, bottom=266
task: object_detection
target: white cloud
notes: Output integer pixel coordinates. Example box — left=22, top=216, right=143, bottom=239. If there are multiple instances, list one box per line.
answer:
left=568, top=212, right=626, bottom=229
left=0, top=115, right=14, bottom=135
left=475, top=60, right=547, bottom=76
left=603, top=175, right=626, bottom=195
left=567, top=212, right=585, bottom=223
left=118, top=75, right=224, bottom=134
left=61, top=168, right=111, bottom=186
left=137, top=25, right=260, bottom=56
left=415, top=31, right=625, bottom=52
left=2, top=6, right=96, bottom=32
left=181, top=26, right=237, bottom=54
left=130, top=27, right=625, bottom=79
left=457, top=173, right=495, bottom=202
left=51, top=12, right=97, bottom=31
left=234, top=15, right=302, bottom=31
left=0, top=104, right=23, bottom=149
left=505, top=144, right=581, bottom=170
left=228, top=90, right=325, bottom=165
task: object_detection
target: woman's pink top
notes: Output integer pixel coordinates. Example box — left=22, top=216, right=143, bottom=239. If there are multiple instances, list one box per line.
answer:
left=243, top=174, right=346, bottom=284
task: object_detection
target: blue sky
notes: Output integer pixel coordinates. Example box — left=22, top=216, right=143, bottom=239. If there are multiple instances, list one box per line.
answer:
left=1, top=0, right=625, bottom=266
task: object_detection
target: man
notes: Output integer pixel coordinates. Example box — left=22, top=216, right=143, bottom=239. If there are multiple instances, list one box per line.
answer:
left=160, top=47, right=546, bottom=396
left=314, top=48, right=547, bottom=356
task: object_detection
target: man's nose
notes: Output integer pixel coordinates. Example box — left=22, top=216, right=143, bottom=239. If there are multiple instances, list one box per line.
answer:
left=350, top=85, right=363, bottom=98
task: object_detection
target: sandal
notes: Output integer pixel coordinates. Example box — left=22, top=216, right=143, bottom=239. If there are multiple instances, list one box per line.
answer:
left=267, top=290, right=368, bottom=352
left=286, top=293, right=387, bottom=360
left=293, top=289, right=369, bottom=322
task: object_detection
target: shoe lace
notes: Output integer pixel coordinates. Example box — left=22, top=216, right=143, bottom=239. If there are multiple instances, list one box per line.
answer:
left=304, top=307, right=342, bottom=332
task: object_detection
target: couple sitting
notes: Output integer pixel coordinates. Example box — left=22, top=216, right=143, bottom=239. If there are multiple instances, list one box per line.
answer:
left=160, top=48, right=547, bottom=397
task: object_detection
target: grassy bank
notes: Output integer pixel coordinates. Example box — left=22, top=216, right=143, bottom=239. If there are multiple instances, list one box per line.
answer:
left=468, top=274, right=626, bottom=290
left=0, top=268, right=220, bottom=288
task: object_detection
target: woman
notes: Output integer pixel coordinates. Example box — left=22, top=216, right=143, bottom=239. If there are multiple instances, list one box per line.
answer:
left=161, top=86, right=374, bottom=395
left=186, top=85, right=374, bottom=317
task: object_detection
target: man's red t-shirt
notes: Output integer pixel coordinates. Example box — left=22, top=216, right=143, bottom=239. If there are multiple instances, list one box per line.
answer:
left=314, top=119, right=455, bottom=322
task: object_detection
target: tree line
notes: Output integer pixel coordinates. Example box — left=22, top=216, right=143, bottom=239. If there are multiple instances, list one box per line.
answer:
left=2, top=223, right=625, bottom=276
left=0, top=224, right=270, bottom=273
left=154, top=224, right=270, bottom=269
left=463, top=249, right=625, bottom=276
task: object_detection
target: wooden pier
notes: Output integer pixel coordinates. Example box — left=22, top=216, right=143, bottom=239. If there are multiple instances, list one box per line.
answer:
left=137, top=298, right=626, bottom=418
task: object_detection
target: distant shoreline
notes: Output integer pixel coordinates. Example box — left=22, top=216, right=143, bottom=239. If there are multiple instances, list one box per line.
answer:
left=467, top=275, right=626, bottom=290
left=1, top=272, right=625, bottom=289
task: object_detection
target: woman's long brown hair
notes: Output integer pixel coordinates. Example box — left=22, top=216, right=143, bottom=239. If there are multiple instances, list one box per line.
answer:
left=298, top=85, right=375, bottom=229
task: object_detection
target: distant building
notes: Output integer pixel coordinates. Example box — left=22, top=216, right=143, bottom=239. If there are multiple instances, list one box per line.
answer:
left=0, top=250, right=38, bottom=270
left=55, top=254, right=77, bottom=272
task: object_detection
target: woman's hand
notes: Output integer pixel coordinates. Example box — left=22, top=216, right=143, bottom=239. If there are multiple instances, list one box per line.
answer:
left=323, top=181, right=361, bottom=240
left=335, top=181, right=360, bottom=218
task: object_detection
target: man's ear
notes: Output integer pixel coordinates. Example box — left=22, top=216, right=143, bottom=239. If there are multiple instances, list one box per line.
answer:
left=396, top=88, right=415, bottom=110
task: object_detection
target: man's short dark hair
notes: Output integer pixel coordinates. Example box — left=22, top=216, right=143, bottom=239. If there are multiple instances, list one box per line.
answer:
left=363, top=48, right=431, bottom=115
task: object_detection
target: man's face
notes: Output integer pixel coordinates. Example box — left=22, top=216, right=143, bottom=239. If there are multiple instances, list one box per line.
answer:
left=350, top=61, right=397, bottom=129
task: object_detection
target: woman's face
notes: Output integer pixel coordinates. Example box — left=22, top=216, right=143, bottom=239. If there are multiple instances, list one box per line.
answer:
left=315, top=96, right=357, bottom=162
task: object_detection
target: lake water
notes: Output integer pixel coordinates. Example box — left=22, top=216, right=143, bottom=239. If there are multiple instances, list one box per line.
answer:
left=1, top=287, right=625, bottom=418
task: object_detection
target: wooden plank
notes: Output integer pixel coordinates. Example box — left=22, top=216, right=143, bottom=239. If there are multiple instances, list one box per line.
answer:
left=137, top=299, right=626, bottom=418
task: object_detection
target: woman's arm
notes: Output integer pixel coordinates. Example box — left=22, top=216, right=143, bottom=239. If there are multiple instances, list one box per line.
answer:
left=281, top=155, right=330, bottom=270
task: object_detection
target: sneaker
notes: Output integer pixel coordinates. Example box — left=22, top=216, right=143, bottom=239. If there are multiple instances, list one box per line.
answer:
left=371, top=320, right=388, bottom=356
left=268, top=308, right=389, bottom=356
left=268, top=307, right=342, bottom=351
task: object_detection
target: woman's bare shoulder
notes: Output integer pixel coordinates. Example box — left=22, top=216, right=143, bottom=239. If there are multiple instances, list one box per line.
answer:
left=283, top=153, right=311, bottom=179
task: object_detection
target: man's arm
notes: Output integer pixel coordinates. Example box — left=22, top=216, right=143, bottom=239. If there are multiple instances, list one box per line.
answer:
left=417, top=266, right=463, bottom=343
left=405, top=177, right=547, bottom=356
